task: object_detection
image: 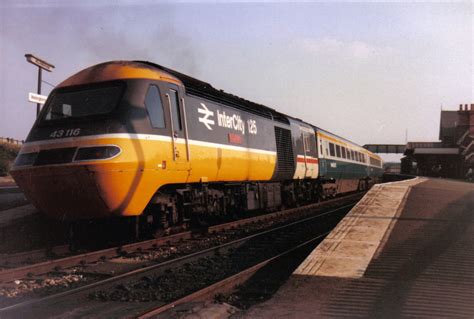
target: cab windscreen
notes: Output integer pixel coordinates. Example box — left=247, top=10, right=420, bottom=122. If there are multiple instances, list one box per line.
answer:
left=41, top=82, right=123, bottom=122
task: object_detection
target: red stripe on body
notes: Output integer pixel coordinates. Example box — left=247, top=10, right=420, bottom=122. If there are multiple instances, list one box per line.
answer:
left=296, top=156, right=319, bottom=164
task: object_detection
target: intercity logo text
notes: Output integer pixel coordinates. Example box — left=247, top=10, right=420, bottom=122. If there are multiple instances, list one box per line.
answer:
left=197, top=103, right=257, bottom=135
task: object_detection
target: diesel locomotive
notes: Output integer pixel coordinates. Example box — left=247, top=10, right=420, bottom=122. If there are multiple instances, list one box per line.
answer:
left=11, top=61, right=383, bottom=234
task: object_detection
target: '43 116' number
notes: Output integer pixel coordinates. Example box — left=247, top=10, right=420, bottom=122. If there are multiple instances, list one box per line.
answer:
left=50, top=128, right=81, bottom=138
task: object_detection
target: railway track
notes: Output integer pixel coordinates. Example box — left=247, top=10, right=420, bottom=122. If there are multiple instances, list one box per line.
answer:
left=0, top=193, right=361, bottom=318
left=0, top=193, right=362, bottom=282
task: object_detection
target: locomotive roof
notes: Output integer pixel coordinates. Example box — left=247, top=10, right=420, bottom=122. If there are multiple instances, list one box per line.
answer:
left=57, top=61, right=183, bottom=88
left=135, top=61, right=290, bottom=125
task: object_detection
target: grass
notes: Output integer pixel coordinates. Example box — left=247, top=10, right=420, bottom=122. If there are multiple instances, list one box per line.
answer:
left=0, top=142, right=20, bottom=176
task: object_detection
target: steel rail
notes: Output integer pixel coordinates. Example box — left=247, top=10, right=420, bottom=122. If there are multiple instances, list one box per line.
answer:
left=0, top=231, right=193, bottom=283
left=0, top=245, right=70, bottom=266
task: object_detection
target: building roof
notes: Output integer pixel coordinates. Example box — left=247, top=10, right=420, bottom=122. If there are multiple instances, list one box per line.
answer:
left=413, top=148, right=459, bottom=155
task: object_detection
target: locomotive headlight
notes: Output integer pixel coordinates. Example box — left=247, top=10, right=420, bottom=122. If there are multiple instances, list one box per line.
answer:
left=14, top=152, right=38, bottom=166
left=74, top=146, right=121, bottom=162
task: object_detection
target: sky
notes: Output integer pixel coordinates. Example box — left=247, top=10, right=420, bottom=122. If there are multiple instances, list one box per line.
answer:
left=0, top=1, right=472, bottom=162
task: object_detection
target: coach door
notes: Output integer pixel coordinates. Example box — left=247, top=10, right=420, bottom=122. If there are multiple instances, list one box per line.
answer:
left=165, top=85, right=190, bottom=172
left=302, top=129, right=318, bottom=178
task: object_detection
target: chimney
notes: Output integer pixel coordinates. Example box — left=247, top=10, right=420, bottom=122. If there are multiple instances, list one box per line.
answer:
left=459, top=104, right=463, bottom=110
left=471, top=103, right=474, bottom=111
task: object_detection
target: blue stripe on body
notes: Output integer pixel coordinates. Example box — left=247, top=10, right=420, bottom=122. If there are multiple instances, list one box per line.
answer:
left=319, top=158, right=383, bottom=180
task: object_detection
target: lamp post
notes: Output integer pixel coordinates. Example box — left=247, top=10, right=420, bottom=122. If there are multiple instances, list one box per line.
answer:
left=25, top=54, right=55, bottom=118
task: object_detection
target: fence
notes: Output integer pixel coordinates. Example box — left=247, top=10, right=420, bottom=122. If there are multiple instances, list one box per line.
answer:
left=0, top=137, right=24, bottom=145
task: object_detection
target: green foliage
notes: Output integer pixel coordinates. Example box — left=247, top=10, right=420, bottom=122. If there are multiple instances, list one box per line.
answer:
left=0, top=143, right=20, bottom=176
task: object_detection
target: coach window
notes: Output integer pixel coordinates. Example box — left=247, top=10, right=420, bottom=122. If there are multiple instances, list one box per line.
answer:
left=351, top=150, right=355, bottom=161
left=169, top=89, right=182, bottom=131
left=145, top=85, right=165, bottom=128
left=341, top=147, right=347, bottom=159
left=336, top=145, right=341, bottom=158
left=329, top=143, right=335, bottom=157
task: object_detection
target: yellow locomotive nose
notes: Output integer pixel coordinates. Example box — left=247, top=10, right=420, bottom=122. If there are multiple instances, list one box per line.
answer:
left=10, top=137, right=165, bottom=220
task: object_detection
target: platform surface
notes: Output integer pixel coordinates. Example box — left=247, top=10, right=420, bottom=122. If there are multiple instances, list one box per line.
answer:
left=243, top=178, right=474, bottom=318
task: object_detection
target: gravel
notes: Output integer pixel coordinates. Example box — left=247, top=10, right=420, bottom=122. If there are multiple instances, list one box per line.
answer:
left=0, top=273, right=85, bottom=298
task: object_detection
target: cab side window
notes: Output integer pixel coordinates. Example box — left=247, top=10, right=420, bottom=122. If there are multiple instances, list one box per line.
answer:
left=304, top=134, right=311, bottom=152
left=145, top=85, right=165, bottom=128
left=169, top=89, right=182, bottom=131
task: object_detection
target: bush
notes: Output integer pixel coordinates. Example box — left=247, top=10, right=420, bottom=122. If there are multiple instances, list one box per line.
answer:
left=0, top=143, right=20, bottom=176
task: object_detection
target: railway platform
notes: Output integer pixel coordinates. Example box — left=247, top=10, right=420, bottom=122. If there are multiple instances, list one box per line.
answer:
left=242, top=177, right=474, bottom=318
left=0, top=193, right=29, bottom=215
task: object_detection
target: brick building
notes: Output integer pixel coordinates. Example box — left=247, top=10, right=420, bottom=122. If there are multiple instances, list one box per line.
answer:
left=402, top=103, right=474, bottom=178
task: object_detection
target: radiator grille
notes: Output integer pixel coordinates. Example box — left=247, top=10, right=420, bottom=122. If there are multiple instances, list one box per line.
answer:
left=274, top=126, right=295, bottom=179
